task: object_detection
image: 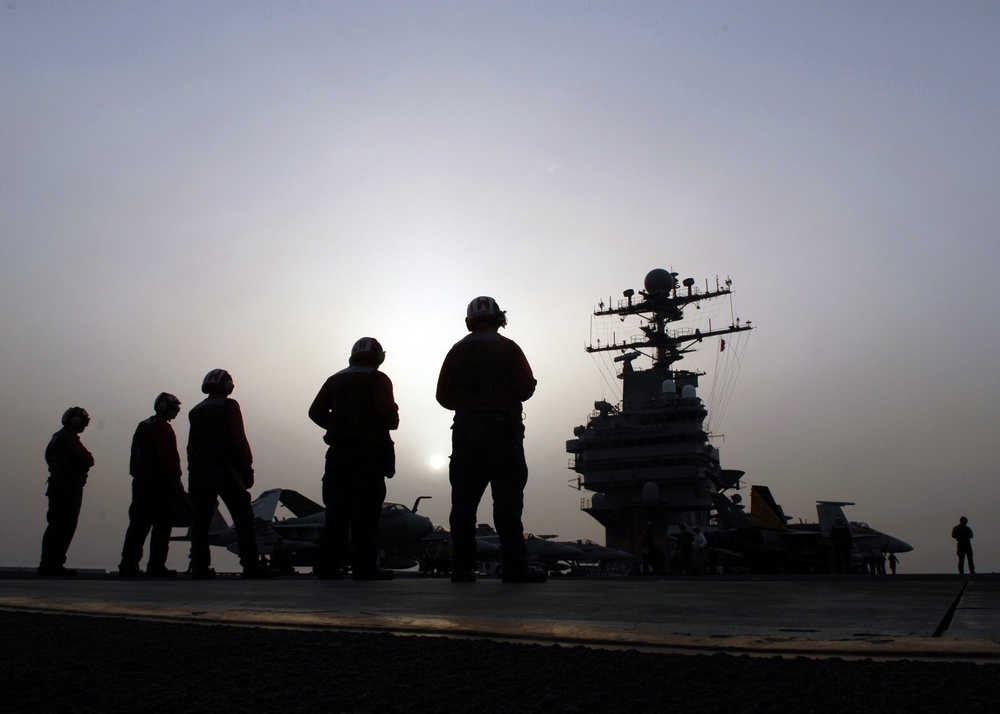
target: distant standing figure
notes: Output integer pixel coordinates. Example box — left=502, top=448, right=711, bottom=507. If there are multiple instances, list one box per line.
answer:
left=309, top=338, right=399, bottom=581
left=692, top=526, right=708, bottom=575
left=952, top=516, right=975, bottom=575
left=640, top=521, right=664, bottom=575
left=38, top=407, right=94, bottom=576
left=830, top=516, right=853, bottom=573
left=887, top=552, right=899, bottom=575
left=421, top=542, right=436, bottom=576
left=676, top=524, right=694, bottom=574
left=119, top=393, right=186, bottom=578
left=437, top=296, right=545, bottom=584
left=187, top=369, right=277, bottom=579
left=435, top=540, right=452, bottom=576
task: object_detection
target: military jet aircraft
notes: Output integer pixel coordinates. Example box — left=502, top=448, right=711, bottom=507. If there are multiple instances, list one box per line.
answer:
left=533, top=537, right=636, bottom=575
left=710, top=484, right=912, bottom=574
left=391, top=524, right=502, bottom=571
left=173, top=488, right=434, bottom=573
left=473, top=524, right=587, bottom=573
left=536, top=537, right=635, bottom=564
left=388, top=523, right=631, bottom=576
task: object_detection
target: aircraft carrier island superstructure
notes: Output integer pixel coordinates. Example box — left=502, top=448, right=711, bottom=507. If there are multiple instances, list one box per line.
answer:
left=566, top=268, right=753, bottom=567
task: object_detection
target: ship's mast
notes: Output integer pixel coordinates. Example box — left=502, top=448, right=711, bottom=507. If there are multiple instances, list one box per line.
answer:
left=568, top=267, right=753, bottom=569
left=586, top=268, right=752, bottom=372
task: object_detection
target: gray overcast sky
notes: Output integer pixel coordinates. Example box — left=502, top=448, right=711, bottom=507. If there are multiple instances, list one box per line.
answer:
left=2, top=1, right=997, bottom=573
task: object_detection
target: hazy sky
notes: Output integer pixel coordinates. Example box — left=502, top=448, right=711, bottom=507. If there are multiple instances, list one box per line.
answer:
left=2, top=2, right=997, bottom=574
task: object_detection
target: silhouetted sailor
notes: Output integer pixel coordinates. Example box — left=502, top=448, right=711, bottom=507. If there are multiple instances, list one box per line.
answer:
left=434, top=540, right=452, bottom=576
left=952, top=516, right=975, bottom=575
left=118, top=393, right=186, bottom=578
left=437, top=296, right=546, bottom=584
left=38, top=407, right=94, bottom=576
left=692, top=526, right=707, bottom=575
left=309, top=338, right=399, bottom=581
left=421, top=541, right=436, bottom=576
left=640, top=521, right=664, bottom=575
left=830, top=516, right=853, bottom=573
left=187, top=369, right=277, bottom=579
left=676, top=524, right=694, bottom=574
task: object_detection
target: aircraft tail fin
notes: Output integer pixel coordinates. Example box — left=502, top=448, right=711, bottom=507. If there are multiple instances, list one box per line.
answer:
left=170, top=505, right=229, bottom=543
left=225, top=518, right=281, bottom=557
left=251, top=488, right=283, bottom=522
left=816, top=500, right=855, bottom=538
left=749, top=485, right=790, bottom=531
left=209, top=507, right=229, bottom=534
left=711, top=492, right=751, bottom=529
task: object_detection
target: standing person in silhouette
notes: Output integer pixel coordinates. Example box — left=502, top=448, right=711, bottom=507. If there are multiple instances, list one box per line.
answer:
left=437, top=296, right=545, bottom=584
left=830, top=516, right=854, bottom=573
left=640, top=521, right=664, bottom=575
left=692, top=526, right=708, bottom=575
left=309, top=337, right=399, bottom=581
left=952, top=516, right=975, bottom=575
left=38, top=407, right=94, bottom=576
left=887, top=552, right=899, bottom=575
left=118, top=392, right=186, bottom=578
left=676, top=524, right=694, bottom=574
left=187, top=369, right=277, bottom=579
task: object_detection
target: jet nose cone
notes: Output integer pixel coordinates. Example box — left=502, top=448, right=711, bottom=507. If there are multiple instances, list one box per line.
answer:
left=887, top=537, right=913, bottom=553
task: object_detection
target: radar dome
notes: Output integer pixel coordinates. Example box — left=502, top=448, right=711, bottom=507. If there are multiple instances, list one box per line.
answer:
left=644, top=268, right=676, bottom=296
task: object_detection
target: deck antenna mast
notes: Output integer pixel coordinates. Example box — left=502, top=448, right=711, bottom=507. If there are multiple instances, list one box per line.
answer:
left=586, top=268, right=752, bottom=374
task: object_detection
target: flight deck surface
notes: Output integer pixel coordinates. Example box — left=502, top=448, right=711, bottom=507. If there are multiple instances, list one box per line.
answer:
left=1, top=571, right=997, bottom=661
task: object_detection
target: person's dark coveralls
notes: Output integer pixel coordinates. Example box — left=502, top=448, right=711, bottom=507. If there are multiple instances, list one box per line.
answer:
left=641, top=522, right=664, bottom=575
left=119, top=392, right=186, bottom=577
left=952, top=517, right=975, bottom=574
left=436, top=296, right=545, bottom=583
left=830, top=517, right=853, bottom=573
left=38, top=407, right=94, bottom=576
left=309, top=337, right=399, bottom=581
left=676, top=524, right=694, bottom=574
left=187, top=369, right=276, bottom=579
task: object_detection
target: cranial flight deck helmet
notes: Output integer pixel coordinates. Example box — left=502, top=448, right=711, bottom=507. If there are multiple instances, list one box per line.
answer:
left=61, top=406, right=90, bottom=430
left=465, top=296, right=507, bottom=331
left=154, top=392, right=182, bottom=414
left=201, top=368, right=234, bottom=395
left=349, top=337, right=386, bottom=366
